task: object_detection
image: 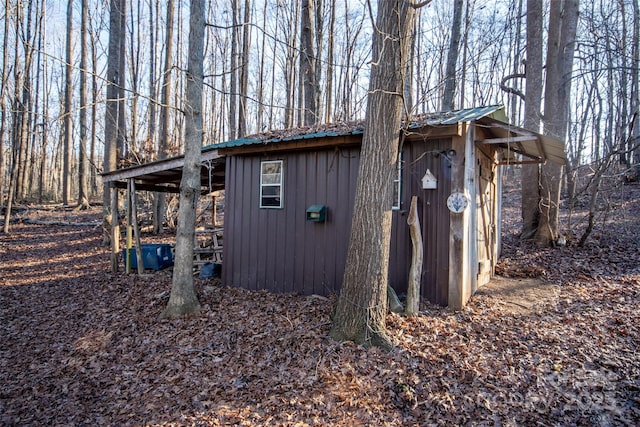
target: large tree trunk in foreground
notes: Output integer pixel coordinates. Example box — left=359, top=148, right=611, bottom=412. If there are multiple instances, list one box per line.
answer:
left=330, top=0, right=417, bottom=349
left=160, top=0, right=204, bottom=319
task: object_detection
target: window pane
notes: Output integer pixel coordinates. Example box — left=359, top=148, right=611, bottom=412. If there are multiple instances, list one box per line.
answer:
left=262, top=162, right=281, bottom=175
left=262, top=186, right=280, bottom=197
left=260, top=160, right=283, bottom=208
left=262, top=173, right=281, bottom=185
left=261, top=196, right=281, bottom=207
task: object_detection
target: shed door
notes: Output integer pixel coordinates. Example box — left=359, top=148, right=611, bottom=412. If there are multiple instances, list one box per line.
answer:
left=476, top=155, right=497, bottom=287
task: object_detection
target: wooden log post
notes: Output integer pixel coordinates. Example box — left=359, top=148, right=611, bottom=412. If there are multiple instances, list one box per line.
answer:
left=212, top=193, right=218, bottom=227
left=406, top=196, right=423, bottom=316
left=125, top=180, right=133, bottom=273
left=131, top=180, right=145, bottom=274
left=110, top=186, right=120, bottom=273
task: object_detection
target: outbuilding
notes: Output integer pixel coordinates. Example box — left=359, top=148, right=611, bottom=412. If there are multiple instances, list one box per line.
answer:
left=102, top=105, right=565, bottom=309
left=215, top=105, right=564, bottom=309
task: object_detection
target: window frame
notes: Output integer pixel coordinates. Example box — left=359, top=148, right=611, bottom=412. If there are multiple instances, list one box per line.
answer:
left=392, top=152, right=402, bottom=210
left=259, top=160, right=284, bottom=209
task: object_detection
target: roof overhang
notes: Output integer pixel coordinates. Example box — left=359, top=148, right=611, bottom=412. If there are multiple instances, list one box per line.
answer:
left=101, top=148, right=225, bottom=194
left=476, top=117, right=566, bottom=165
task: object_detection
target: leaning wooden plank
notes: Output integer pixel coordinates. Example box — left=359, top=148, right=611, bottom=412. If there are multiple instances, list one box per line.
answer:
left=406, top=195, right=423, bottom=316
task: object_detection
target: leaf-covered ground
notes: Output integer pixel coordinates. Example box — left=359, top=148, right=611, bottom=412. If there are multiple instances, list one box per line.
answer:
left=1, top=179, right=639, bottom=426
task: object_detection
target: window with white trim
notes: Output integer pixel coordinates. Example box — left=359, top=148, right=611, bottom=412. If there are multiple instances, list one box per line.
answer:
left=260, top=160, right=283, bottom=208
left=392, top=152, right=402, bottom=210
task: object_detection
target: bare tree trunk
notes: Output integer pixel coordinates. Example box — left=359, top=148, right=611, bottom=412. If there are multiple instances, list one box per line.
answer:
left=633, top=0, right=640, bottom=166
left=299, top=0, right=317, bottom=126
left=256, top=0, right=268, bottom=132
left=78, top=0, right=90, bottom=208
left=521, top=0, right=543, bottom=239
left=325, top=0, right=336, bottom=123
left=16, top=1, right=34, bottom=201
left=535, top=0, right=579, bottom=247
left=229, top=0, right=239, bottom=139
left=103, top=0, right=125, bottom=254
left=284, top=1, right=300, bottom=128
left=330, top=0, right=418, bottom=349
left=155, top=0, right=175, bottom=234
left=0, top=0, right=9, bottom=208
left=6, top=3, right=30, bottom=231
left=441, top=0, right=464, bottom=111
left=161, top=0, right=205, bottom=319
left=128, top=0, right=142, bottom=160
left=62, top=0, right=74, bottom=205
left=238, top=0, right=251, bottom=137
left=147, top=0, right=157, bottom=160
left=38, top=7, right=49, bottom=204
left=89, top=14, right=99, bottom=197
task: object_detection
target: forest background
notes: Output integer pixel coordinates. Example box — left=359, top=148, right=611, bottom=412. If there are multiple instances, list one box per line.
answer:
left=1, top=0, right=639, bottom=217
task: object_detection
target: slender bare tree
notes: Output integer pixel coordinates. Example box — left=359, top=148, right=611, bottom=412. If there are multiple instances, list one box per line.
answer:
left=441, top=0, right=464, bottom=110
left=154, top=0, right=175, bottom=233
left=161, top=0, right=205, bottom=319
left=299, top=0, right=318, bottom=125
left=78, top=0, right=90, bottom=208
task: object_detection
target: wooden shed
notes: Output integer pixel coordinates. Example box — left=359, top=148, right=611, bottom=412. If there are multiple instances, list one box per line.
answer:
left=102, top=105, right=564, bottom=309
left=216, top=105, right=564, bottom=309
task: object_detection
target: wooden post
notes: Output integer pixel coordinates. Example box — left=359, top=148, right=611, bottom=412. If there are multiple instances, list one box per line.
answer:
left=125, top=180, right=132, bottom=273
left=406, top=196, right=423, bottom=316
left=212, top=193, right=218, bottom=227
left=110, top=186, right=120, bottom=273
left=131, top=180, right=145, bottom=274
left=448, top=125, right=470, bottom=310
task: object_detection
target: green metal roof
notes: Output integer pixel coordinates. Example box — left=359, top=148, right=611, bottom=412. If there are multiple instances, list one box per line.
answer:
left=204, top=105, right=505, bottom=151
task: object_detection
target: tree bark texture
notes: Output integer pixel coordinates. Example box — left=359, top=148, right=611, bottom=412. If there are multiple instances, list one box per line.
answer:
left=103, top=0, right=125, bottom=249
left=62, top=0, right=73, bottom=205
left=300, top=0, right=317, bottom=126
left=155, top=0, right=175, bottom=234
left=330, top=0, right=416, bottom=349
left=441, top=0, right=464, bottom=111
left=78, top=0, right=90, bottom=208
left=536, top=0, right=578, bottom=246
left=521, top=0, right=543, bottom=239
left=160, top=0, right=204, bottom=319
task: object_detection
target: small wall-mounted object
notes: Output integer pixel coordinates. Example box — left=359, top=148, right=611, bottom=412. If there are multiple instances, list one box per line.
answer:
left=421, top=169, right=437, bottom=189
left=306, top=204, right=326, bottom=222
left=447, top=192, right=468, bottom=214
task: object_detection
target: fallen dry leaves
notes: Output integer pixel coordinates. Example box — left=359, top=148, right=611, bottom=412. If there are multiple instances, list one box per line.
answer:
left=1, top=180, right=639, bottom=426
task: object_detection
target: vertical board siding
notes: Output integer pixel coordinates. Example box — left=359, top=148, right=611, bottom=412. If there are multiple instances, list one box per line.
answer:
left=389, top=138, right=452, bottom=306
left=224, top=147, right=360, bottom=296
left=224, top=138, right=454, bottom=306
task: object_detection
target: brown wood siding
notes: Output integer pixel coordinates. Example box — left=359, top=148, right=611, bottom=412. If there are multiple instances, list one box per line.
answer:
left=223, top=147, right=360, bottom=296
left=224, top=138, right=454, bottom=306
left=389, top=138, right=452, bottom=306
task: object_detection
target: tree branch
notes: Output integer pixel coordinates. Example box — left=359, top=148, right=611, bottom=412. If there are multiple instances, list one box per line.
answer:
left=500, top=73, right=526, bottom=100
